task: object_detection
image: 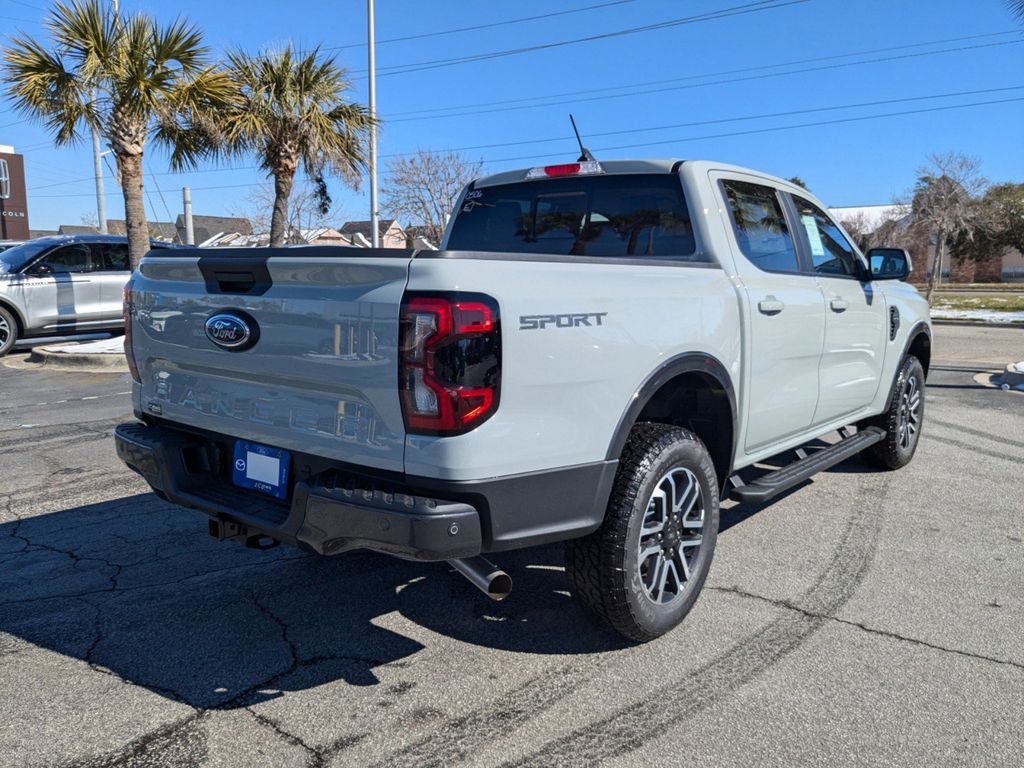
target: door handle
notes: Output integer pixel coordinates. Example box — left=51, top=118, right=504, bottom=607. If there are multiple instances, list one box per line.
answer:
left=758, top=298, right=784, bottom=315
left=830, top=298, right=849, bottom=313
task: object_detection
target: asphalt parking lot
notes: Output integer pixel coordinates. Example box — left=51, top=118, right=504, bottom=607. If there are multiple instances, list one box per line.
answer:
left=1, top=324, right=1022, bottom=768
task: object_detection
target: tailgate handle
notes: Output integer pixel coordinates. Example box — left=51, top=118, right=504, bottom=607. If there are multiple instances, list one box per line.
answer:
left=213, top=270, right=256, bottom=293
left=198, top=255, right=272, bottom=296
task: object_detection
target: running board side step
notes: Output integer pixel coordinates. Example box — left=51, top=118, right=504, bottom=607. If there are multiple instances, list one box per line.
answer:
left=730, top=427, right=886, bottom=504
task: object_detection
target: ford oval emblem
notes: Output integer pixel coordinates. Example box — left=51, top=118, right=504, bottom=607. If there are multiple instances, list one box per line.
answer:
left=205, top=311, right=258, bottom=351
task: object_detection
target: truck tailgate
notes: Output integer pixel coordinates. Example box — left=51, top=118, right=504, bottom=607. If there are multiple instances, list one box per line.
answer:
left=129, top=248, right=411, bottom=472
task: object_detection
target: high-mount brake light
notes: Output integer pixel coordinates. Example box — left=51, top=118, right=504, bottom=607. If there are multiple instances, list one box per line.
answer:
left=525, top=160, right=604, bottom=179
left=399, top=293, right=501, bottom=436
left=123, top=276, right=141, bottom=383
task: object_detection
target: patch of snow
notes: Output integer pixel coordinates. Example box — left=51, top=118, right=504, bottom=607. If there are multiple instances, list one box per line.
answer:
left=41, top=336, right=126, bottom=355
left=930, top=309, right=1024, bottom=324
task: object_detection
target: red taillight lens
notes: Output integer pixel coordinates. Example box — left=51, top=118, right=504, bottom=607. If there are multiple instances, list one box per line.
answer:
left=525, top=160, right=604, bottom=179
left=544, top=163, right=581, bottom=176
left=123, top=277, right=141, bottom=383
left=399, top=293, right=500, bottom=436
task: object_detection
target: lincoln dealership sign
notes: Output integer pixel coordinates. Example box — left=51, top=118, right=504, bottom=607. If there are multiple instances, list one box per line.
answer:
left=0, top=149, right=30, bottom=240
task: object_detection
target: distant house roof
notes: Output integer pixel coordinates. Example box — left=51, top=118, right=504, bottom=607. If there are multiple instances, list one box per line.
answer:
left=29, top=229, right=59, bottom=239
left=339, top=219, right=401, bottom=238
left=175, top=214, right=253, bottom=245
left=829, top=205, right=910, bottom=231
left=107, top=219, right=178, bottom=241
left=58, top=224, right=99, bottom=235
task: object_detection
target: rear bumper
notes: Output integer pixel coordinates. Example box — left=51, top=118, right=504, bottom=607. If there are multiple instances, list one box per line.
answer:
left=115, top=421, right=616, bottom=560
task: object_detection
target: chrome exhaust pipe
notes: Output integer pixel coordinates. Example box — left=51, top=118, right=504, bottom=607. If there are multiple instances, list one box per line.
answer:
left=448, top=557, right=512, bottom=601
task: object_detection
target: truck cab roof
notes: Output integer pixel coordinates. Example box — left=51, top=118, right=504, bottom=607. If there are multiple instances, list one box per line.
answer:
left=472, top=158, right=808, bottom=197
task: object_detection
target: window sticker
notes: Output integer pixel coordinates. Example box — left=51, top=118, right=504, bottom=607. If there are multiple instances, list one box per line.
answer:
left=801, top=215, right=825, bottom=257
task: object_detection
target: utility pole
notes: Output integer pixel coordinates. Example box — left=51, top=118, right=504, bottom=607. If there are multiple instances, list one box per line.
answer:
left=367, top=0, right=379, bottom=248
left=91, top=121, right=107, bottom=233
left=182, top=187, right=194, bottom=245
left=90, top=0, right=118, bottom=234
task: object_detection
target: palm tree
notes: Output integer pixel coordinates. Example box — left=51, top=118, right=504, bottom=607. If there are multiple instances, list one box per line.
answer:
left=2, top=1, right=233, bottom=267
left=1010, top=1, right=1024, bottom=22
left=220, top=46, right=374, bottom=247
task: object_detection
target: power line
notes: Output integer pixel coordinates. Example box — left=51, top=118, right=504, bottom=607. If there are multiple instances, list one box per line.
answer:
left=379, top=85, right=1024, bottom=158
left=481, top=96, right=1024, bottom=164
left=347, top=0, right=812, bottom=78
left=388, top=30, right=1021, bottom=119
left=313, top=0, right=642, bottom=53
left=146, top=160, right=177, bottom=224
left=388, top=37, right=1024, bottom=122
left=31, top=85, right=1023, bottom=193
left=28, top=96, right=1024, bottom=199
left=28, top=163, right=265, bottom=192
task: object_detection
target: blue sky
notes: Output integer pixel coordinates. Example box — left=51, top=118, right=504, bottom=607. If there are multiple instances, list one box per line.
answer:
left=2, top=0, right=1023, bottom=230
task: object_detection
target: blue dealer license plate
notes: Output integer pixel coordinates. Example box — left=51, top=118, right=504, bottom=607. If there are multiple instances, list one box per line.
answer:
left=232, top=441, right=290, bottom=500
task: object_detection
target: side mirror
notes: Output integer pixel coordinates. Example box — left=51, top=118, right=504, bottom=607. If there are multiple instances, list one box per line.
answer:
left=27, top=262, right=53, bottom=276
left=866, top=248, right=911, bottom=282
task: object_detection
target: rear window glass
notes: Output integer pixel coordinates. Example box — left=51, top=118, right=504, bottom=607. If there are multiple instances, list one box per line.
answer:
left=447, top=174, right=705, bottom=261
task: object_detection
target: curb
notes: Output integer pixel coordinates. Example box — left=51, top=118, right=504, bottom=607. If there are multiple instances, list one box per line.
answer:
left=27, top=346, right=129, bottom=373
left=931, top=319, right=1024, bottom=329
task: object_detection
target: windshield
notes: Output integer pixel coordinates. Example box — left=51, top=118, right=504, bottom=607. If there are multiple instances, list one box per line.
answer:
left=0, top=239, right=57, bottom=274
left=447, top=173, right=706, bottom=261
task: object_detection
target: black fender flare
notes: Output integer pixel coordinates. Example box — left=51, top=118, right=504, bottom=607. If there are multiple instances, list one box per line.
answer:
left=604, top=351, right=738, bottom=471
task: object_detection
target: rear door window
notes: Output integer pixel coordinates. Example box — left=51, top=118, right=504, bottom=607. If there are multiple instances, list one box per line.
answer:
left=99, top=243, right=130, bottom=271
left=447, top=174, right=703, bottom=261
left=720, top=180, right=800, bottom=274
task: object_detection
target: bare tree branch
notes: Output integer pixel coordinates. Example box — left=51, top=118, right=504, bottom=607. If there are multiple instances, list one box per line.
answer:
left=381, top=149, right=483, bottom=244
left=900, top=152, right=988, bottom=304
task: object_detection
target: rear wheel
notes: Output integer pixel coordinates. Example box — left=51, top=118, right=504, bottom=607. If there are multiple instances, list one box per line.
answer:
left=862, top=355, right=925, bottom=470
left=0, top=306, right=17, bottom=357
left=565, top=423, right=719, bottom=642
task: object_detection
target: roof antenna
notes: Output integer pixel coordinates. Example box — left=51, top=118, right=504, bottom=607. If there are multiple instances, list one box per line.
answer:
left=569, top=114, right=595, bottom=162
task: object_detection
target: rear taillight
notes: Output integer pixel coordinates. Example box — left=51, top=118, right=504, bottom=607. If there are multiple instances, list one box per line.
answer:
left=399, top=293, right=500, bottom=436
left=123, top=277, right=141, bottom=383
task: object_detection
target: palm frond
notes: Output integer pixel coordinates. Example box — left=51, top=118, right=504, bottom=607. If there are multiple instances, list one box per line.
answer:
left=2, top=33, right=91, bottom=145
left=219, top=45, right=375, bottom=180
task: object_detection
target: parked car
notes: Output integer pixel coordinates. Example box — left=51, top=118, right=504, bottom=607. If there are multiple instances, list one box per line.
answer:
left=114, top=159, right=931, bottom=641
left=0, top=240, right=25, bottom=252
left=0, top=235, right=181, bottom=355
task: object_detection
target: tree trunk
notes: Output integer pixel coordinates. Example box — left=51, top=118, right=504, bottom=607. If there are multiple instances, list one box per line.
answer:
left=119, top=152, right=150, bottom=270
left=269, top=170, right=295, bottom=248
left=925, top=231, right=945, bottom=307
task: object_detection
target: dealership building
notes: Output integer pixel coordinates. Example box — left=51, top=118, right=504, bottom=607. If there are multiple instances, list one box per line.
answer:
left=0, top=145, right=29, bottom=240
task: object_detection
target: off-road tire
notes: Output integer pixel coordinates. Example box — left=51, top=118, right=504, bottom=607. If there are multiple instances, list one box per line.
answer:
left=565, top=423, right=719, bottom=642
left=862, top=355, right=925, bottom=470
left=0, top=305, right=17, bottom=357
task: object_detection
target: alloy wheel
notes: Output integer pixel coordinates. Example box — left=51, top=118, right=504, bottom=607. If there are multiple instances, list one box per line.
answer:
left=897, top=374, right=921, bottom=450
left=637, top=467, right=705, bottom=605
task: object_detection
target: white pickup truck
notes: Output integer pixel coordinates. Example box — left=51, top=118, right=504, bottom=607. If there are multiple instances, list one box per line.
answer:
left=115, top=158, right=931, bottom=641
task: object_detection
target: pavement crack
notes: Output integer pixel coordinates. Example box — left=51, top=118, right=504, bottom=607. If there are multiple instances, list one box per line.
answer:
left=711, top=585, right=1024, bottom=672
left=246, top=708, right=320, bottom=760
left=77, top=596, right=197, bottom=708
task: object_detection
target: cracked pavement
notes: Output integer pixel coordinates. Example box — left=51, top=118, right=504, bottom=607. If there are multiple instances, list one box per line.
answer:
left=1, top=324, right=1022, bottom=767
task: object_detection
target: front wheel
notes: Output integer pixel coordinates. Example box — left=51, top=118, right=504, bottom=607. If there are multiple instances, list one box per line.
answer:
left=862, top=355, right=925, bottom=470
left=565, top=423, right=719, bottom=642
left=0, top=306, right=17, bottom=357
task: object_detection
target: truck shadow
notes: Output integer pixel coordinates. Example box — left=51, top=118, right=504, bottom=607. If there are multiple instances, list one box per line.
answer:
left=0, top=492, right=622, bottom=709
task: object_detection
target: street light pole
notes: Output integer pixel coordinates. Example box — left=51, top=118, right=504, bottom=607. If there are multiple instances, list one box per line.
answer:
left=91, top=120, right=107, bottom=234
left=90, top=0, right=118, bottom=234
left=367, top=0, right=379, bottom=248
